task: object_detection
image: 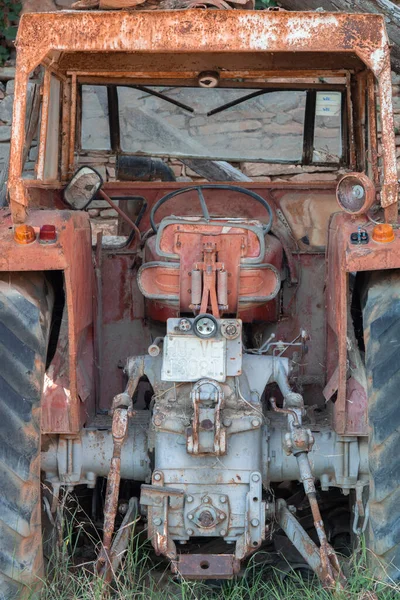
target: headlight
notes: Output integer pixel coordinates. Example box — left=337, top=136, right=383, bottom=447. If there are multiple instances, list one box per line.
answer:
left=336, top=173, right=375, bottom=215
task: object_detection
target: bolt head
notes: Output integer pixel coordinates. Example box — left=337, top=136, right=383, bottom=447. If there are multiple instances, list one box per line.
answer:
left=203, top=496, right=210, bottom=504
left=153, top=472, right=162, bottom=481
left=225, top=324, right=237, bottom=335
left=153, top=517, right=162, bottom=526
left=252, top=474, right=260, bottom=483
left=220, top=495, right=227, bottom=503
left=251, top=518, right=259, bottom=527
left=187, top=495, right=194, bottom=503
left=252, top=419, right=260, bottom=427
left=188, top=514, right=194, bottom=520
left=186, top=528, right=194, bottom=535
left=220, top=529, right=227, bottom=536
left=178, top=318, right=192, bottom=332
left=118, top=502, right=129, bottom=516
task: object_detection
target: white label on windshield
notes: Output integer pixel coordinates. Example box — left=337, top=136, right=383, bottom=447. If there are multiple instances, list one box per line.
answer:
left=315, top=92, right=341, bottom=117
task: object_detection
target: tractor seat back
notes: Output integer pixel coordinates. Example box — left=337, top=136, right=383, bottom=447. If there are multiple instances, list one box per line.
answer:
left=138, top=217, right=282, bottom=319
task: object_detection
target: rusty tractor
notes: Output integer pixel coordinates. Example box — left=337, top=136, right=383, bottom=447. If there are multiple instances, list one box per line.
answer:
left=1, top=6, right=400, bottom=598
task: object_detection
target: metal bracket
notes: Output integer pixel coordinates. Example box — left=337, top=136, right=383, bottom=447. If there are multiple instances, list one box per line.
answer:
left=140, top=483, right=184, bottom=560
left=171, top=554, right=241, bottom=579
left=235, top=471, right=265, bottom=560
left=187, top=379, right=226, bottom=455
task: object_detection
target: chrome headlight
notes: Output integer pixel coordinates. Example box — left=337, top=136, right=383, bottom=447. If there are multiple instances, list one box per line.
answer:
left=336, top=173, right=375, bottom=215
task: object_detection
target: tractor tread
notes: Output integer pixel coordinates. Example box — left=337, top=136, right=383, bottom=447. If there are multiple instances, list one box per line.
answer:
left=0, top=273, right=52, bottom=600
left=363, top=271, right=400, bottom=581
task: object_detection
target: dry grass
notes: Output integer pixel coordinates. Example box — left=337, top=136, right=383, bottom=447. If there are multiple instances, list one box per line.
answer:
left=35, top=501, right=400, bottom=600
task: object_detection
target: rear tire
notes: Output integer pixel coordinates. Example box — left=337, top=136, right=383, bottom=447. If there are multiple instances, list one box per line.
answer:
left=362, top=271, right=400, bottom=581
left=0, top=273, right=53, bottom=599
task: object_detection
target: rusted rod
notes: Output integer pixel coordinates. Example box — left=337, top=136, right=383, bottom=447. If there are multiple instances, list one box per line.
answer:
left=296, top=452, right=344, bottom=588
left=96, top=406, right=129, bottom=582
left=99, top=189, right=141, bottom=247
left=269, top=396, right=301, bottom=426
left=96, top=363, right=144, bottom=581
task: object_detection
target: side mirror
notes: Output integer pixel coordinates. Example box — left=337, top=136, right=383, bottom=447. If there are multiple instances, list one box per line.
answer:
left=64, top=166, right=103, bottom=210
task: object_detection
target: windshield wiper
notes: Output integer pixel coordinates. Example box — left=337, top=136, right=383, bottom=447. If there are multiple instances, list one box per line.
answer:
left=125, top=85, right=194, bottom=114
left=207, top=89, right=277, bottom=117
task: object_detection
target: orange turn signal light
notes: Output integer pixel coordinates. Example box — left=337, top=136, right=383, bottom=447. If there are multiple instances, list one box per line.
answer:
left=372, top=223, right=395, bottom=243
left=14, top=224, right=36, bottom=245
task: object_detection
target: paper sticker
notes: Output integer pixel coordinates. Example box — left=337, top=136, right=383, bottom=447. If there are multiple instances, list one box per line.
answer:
left=315, top=92, right=341, bottom=117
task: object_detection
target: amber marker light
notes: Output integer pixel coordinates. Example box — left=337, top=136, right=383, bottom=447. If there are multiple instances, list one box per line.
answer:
left=14, top=224, right=36, bottom=244
left=372, top=223, right=395, bottom=243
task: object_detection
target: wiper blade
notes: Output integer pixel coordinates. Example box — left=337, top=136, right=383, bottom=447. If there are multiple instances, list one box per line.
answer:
left=127, top=85, right=194, bottom=114
left=207, top=89, right=275, bottom=117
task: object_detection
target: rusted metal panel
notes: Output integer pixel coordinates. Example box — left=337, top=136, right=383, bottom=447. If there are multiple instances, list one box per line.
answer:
left=376, top=64, right=398, bottom=213
left=68, top=73, right=77, bottom=178
left=8, top=67, right=29, bottom=223
left=367, top=71, right=379, bottom=184
left=0, top=208, right=94, bottom=434
left=60, top=79, right=71, bottom=181
left=13, top=11, right=393, bottom=70
left=327, top=212, right=400, bottom=435
left=99, top=251, right=150, bottom=412
left=37, top=69, right=51, bottom=181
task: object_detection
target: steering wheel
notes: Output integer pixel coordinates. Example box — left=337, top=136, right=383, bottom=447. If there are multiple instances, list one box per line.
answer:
left=150, top=184, right=273, bottom=234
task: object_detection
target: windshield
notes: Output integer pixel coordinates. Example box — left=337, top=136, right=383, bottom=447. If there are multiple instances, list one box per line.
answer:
left=81, top=85, right=343, bottom=165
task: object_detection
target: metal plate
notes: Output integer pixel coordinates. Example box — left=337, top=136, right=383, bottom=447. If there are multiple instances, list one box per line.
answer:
left=171, top=554, right=240, bottom=579
left=161, top=335, right=226, bottom=382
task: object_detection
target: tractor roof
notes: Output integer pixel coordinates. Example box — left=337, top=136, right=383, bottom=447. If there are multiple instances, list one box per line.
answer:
left=15, top=9, right=390, bottom=77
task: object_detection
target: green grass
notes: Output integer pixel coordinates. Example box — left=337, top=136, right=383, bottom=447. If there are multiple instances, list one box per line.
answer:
left=37, top=507, right=400, bottom=600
